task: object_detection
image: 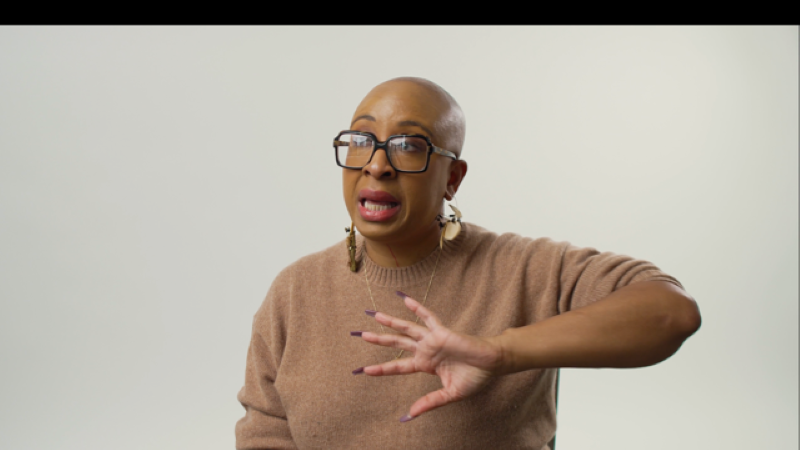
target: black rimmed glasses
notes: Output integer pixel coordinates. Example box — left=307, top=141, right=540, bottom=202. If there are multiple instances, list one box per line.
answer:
left=334, top=131, right=458, bottom=173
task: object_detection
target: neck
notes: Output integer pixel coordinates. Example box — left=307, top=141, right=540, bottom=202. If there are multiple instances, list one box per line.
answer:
left=363, top=222, right=442, bottom=268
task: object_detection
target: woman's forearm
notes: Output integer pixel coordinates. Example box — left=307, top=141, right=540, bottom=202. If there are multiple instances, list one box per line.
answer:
left=488, top=281, right=701, bottom=375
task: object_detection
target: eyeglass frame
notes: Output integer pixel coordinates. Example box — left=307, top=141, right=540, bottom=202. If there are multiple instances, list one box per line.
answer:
left=333, top=130, right=458, bottom=173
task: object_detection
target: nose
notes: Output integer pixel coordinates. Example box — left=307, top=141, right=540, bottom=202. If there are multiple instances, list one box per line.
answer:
left=362, top=147, right=396, bottom=179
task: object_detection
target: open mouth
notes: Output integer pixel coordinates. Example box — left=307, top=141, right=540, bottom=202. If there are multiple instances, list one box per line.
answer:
left=361, top=199, right=399, bottom=211
left=358, top=189, right=401, bottom=221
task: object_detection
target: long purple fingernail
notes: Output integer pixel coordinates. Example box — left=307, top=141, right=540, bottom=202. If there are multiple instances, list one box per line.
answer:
left=350, top=331, right=363, bottom=337
left=399, top=414, right=415, bottom=422
left=396, top=291, right=408, bottom=299
left=352, top=367, right=364, bottom=375
left=365, top=309, right=377, bottom=317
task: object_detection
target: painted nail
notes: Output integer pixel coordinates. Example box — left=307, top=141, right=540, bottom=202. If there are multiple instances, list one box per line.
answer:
left=365, top=310, right=377, bottom=317
left=399, top=414, right=416, bottom=422
left=395, top=291, right=408, bottom=299
left=352, top=367, right=364, bottom=375
left=350, top=331, right=363, bottom=337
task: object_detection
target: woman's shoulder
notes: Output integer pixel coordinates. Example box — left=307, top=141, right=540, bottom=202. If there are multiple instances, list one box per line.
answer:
left=254, top=240, right=349, bottom=319
left=272, top=239, right=349, bottom=285
left=464, top=223, right=658, bottom=274
left=464, top=222, right=570, bottom=258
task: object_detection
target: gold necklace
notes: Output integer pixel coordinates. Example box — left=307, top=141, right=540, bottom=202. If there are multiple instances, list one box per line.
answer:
left=364, top=243, right=443, bottom=360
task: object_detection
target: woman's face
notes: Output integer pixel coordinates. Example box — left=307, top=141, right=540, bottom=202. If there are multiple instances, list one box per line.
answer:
left=342, top=81, right=466, bottom=247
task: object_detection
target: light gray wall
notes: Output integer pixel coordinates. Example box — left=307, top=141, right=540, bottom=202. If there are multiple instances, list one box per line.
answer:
left=1, top=26, right=796, bottom=449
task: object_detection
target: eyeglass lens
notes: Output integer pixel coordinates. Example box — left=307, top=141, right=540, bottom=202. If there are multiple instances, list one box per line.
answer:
left=336, top=133, right=429, bottom=171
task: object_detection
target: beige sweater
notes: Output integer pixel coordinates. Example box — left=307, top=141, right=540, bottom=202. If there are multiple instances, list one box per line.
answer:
left=236, top=223, right=680, bottom=450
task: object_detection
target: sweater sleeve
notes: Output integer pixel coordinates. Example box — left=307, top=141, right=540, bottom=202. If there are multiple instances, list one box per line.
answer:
left=556, top=243, right=682, bottom=313
left=235, top=275, right=297, bottom=450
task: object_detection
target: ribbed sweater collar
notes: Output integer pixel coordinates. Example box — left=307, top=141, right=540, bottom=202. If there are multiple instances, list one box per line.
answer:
left=352, top=223, right=469, bottom=288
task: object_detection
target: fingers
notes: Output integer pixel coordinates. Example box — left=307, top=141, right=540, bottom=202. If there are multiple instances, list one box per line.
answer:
left=364, top=292, right=444, bottom=337
left=397, top=292, right=443, bottom=331
left=355, top=331, right=417, bottom=353
left=403, top=388, right=455, bottom=421
left=369, top=310, right=428, bottom=341
left=359, top=358, right=417, bottom=377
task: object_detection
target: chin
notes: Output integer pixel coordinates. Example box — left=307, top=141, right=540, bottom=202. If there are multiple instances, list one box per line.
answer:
left=353, top=219, right=401, bottom=242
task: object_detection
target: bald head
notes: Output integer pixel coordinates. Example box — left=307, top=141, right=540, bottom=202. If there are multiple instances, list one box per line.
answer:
left=352, top=77, right=466, bottom=157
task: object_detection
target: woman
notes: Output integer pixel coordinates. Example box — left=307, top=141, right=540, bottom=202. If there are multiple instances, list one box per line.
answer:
left=235, top=77, right=701, bottom=449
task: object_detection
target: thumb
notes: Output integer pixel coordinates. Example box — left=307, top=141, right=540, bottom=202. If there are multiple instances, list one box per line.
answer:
left=400, top=388, right=455, bottom=422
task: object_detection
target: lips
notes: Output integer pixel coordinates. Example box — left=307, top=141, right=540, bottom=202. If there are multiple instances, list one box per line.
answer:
left=358, top=189, right=400, bottom=222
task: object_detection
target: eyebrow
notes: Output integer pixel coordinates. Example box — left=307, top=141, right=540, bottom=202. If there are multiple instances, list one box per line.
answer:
left=350, top=115, right=436, bottom=138
left=351, top=114, right=375, bottom=126
left=398, top=120, right=435, bottom=138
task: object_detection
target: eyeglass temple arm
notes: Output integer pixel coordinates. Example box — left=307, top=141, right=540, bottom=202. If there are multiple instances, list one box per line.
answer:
left=431, top=146, right=458, bottom=160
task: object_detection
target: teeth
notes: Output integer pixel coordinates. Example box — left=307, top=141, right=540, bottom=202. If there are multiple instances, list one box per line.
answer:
left=364, top=200, right=397, bottom=211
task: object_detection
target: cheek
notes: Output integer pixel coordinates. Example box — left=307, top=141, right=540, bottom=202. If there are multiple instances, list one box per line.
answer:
left=342, top=171, right=357, bottom=192
left=403, top=175, right=447, bottom=214
left=426, top=165, right=450, bottom=200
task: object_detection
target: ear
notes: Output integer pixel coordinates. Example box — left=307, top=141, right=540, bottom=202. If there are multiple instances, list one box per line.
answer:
left=444, top=160, right=468, bottom=201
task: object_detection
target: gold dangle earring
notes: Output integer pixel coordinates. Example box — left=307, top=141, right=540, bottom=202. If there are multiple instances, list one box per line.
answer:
left=345, top=222, right=358, bottom=272
left=438, top=200, right=462, bottom=249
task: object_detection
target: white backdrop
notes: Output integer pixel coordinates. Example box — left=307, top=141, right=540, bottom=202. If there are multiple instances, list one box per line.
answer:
left=0, top=26, right=796, bottom=449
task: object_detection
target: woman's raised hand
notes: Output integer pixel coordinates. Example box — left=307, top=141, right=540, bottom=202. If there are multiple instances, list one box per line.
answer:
left=351, top=291, right=503, bottom=422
